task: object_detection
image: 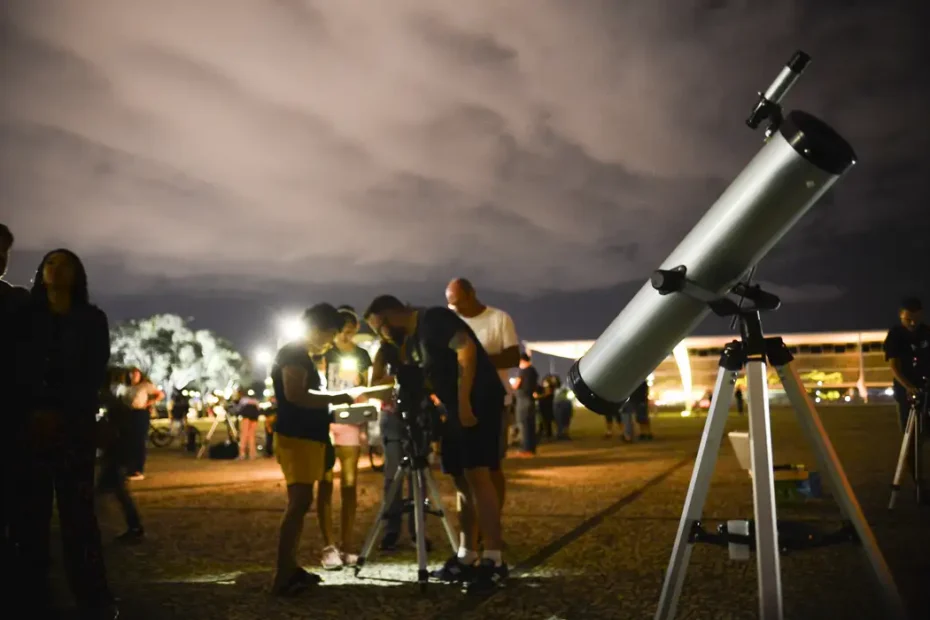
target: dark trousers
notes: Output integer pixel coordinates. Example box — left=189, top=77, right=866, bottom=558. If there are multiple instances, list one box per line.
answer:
left=516, top=398, right=537, bottom=453
left=97, top=455, right=142, bottom=531
left=382, top=438, right=415, bottom=539
left=129, top=409, right=150, bottom=474
left=1, top=433, right=25, bottom=596
left=537, top=399, right=554, bottom=439
left=19, top=436, right=112, bottom=608
left=554, top=400, right=573, bottom=438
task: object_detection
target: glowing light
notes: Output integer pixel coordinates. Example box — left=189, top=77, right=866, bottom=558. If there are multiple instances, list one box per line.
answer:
left=263, top=388, right=273, bottom=397
left=843, top=395, right=851, bottom=402
left=817, top=380, right=823, bottom=386
left=815, top=397, right=822, bottom=403
left=254, top=348, right=273, bottom=365
left=340, top=356, right=359, bottom=373
left=884, top=387, right=894, bottom=396
left=672, top=342, right=692, bottom=414
left=680, top=410, right=691, bottom=417
left=279, top=316, right=305, bottom=342
left=181, top=390, right=189, bottom=397
left=247, top=389, right=255, bottom=396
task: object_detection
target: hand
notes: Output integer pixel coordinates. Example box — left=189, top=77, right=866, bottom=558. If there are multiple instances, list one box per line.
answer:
left=458, top=402, right=478, bottom=428
left=335, top=393, right=355, bottom=406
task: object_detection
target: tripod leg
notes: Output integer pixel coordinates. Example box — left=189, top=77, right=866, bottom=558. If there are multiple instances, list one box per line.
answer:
left=776, top=362, right=908, bottom=620
left=655, top=366, right=738, bottom=620
left=913, top=403, right=922, bottom=504
left=744, top=360, right=783, bottom=620
left=197, top=419, right=221, bottom=459
left=889, top=409, right=915, bottom=510
left=424, top=468, right=458, bottom=552
left=356, top=462, right=407, bottom=574
left=412, top=469, right=429, bottom=589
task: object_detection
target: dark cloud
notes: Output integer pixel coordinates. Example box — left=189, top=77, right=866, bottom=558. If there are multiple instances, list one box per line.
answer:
left=1, top=0, right=928, bottom=346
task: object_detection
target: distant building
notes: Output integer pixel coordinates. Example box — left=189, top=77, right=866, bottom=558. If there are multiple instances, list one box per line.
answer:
left=526, top=331, right=892, bottom=408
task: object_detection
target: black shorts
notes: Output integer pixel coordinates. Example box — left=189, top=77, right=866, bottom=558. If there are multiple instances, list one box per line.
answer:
left=440, top=407, right=503, bottom=477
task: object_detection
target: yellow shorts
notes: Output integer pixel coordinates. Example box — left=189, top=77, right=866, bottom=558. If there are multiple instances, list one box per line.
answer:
left=275, top=434, right=327, bottom=485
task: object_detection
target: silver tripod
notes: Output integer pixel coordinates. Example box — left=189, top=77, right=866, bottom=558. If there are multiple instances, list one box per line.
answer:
left=650, top=281, right=907, bottom=620
left=888, top=391, right=926, bottom=509
left=355, top=441, right=457, bottom=591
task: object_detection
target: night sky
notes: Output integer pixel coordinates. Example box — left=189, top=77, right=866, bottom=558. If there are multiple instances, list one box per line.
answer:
left=2, top=1, right=928, bottom=355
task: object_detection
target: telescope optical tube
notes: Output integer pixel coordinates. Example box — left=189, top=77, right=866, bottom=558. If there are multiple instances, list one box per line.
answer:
left=568, top=110, right=857, bottom=415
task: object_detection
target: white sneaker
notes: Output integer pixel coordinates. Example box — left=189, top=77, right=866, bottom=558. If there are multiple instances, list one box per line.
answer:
left=341, top=552, right=358, bottom=567
left=321, top=545, right=343, bottom=571
left=128, top=473, right=145, bottom=481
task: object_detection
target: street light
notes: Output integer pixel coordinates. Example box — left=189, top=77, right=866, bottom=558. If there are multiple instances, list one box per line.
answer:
left=254, top=348, right=273, bottom=366
left=278, top=315, right=305, bottom=343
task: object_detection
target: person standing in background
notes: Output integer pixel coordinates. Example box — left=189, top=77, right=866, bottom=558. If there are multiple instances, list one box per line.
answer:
left=734, top=386, right=744, bottom=415
left=119, top=368, right=164, bottom=480
left=536, top=375, right=556, bottom=441
left=0, top=223, right=30, bottom=594
left=512, top=353, right=539, bottom=457
left=318, top=306, right=372, bottom=570
left=235, top=391, right=261, bottom=460
left=620, top=381, right=653, bottom=442
left=12, top=249, right=118, bottom=618
left=445, top=278, right=520, bottom=523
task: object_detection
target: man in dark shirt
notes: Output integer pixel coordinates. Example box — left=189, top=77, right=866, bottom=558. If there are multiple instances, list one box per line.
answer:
left=882, top=297, right=930, bottom=432
left=364, top=295, right=507, bottom=593
left=269, top=303, right=358, bottom=597
left=513, top=353, right=539, bottom=455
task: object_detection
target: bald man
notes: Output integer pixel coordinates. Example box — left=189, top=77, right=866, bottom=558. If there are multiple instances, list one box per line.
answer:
left=446, top=279, right=520, bottom=521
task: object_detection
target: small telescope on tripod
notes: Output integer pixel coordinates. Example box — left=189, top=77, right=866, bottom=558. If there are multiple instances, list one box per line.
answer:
left=567, top=51, right=908, bottom=620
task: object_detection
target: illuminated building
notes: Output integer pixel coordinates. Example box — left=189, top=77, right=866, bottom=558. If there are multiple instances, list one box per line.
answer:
left=526, top=331, right=892, bottom=408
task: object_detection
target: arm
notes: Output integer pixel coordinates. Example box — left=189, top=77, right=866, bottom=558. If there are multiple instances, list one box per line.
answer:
left=282, top=365, right=353, bottom=409
left=890, top=359, right=918, bottom=392
left=884, top=331, right=918, bottom=393
left=370, top=347, right=396, bottom=386
left=450, top=330, right=477, bottom=415
left=489, top=314, right=521, bottom=369
left=488, top=346, right=520, bottom=370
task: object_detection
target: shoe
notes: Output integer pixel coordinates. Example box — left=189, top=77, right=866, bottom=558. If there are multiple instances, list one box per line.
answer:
left=464, top=559, right=508, bottom=594
left=128, top=473, right=144, bottom=481
left=341, top=551, right=358, bottom=567
left=81, top=602, right=120, bottom=619
left=429, top=554, right=474, bottom=583
left=115, top=528, right=145, bottom=544
left=321, top=545, right=343, bottom=571
left=379, top=533, right=399, bottom=552
left=271, top=568, right=322, bottom=597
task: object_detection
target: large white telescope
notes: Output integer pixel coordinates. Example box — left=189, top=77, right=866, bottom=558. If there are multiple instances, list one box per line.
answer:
left=568, top=51, right=857, bottom=414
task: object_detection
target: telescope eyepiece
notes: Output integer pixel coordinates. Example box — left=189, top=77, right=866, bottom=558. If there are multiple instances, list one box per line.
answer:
left=747, top=50, right=811, bottom=133
left=787, top=50, right=811, bottom=73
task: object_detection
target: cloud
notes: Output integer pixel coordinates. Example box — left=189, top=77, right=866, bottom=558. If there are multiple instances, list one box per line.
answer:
left=755, top=281, right=845, bottom=304
left=1, top=0, right=927, bottom=295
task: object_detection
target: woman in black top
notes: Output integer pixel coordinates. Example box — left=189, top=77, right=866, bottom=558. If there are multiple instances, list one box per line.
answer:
left=11, top=249, right=117, bottom=618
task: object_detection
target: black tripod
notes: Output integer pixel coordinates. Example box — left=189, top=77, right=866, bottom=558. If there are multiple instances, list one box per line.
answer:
left=355, top=419, right=457, bottom=591
left=888, top=385, right=928, bottom=509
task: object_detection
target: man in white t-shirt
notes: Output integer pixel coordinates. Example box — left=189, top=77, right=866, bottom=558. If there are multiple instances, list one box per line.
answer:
left=445, top=278, right=520, bottom=528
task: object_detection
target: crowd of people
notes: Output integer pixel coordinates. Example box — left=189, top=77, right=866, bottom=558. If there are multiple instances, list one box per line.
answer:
left=3, top=215, right=926, bottom=616
left=0, top=217, right=662, bottom=616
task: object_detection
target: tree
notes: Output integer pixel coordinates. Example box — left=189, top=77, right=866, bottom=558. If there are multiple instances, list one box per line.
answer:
left=109, top=314, right=246, bottom=392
